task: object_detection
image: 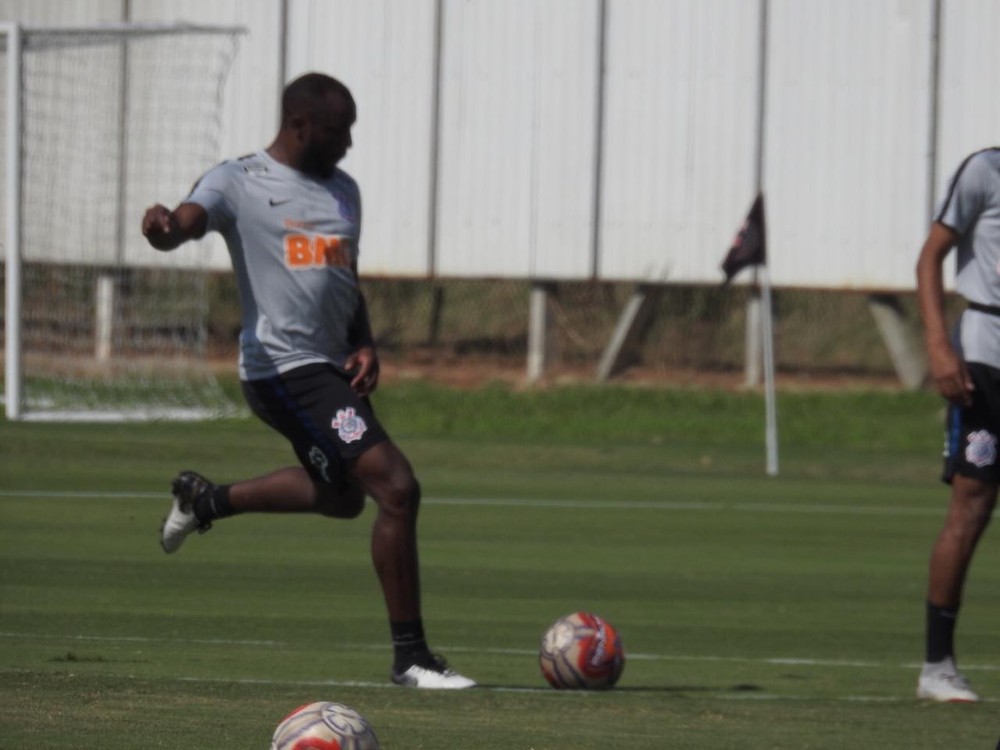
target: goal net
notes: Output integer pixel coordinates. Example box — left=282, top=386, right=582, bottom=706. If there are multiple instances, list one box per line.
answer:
left=1, top=23, right=243, bottom=421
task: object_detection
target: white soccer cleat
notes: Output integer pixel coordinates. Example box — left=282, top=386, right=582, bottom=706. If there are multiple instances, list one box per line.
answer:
left=391, top=656, right=477, bottom=690
left=917, top=658, right=980, bottom=703
left=159, top=471, right=213, bottom=554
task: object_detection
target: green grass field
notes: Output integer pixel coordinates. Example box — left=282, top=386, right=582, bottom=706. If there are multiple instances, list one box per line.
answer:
left=1, top=382, right=998, bottom=749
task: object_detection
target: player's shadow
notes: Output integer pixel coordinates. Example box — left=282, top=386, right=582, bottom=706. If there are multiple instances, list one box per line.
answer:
left=474, top=683, right=763, bottom=694
left=615, top=683, right=763, bottom=694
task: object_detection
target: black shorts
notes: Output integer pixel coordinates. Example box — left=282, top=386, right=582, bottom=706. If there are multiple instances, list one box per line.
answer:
left=942, top=362, right=1000, bottom=485
left=242, top=363, right=389, bottom=487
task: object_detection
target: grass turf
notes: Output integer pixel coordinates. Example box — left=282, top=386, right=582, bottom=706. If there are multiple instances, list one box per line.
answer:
left=0, top=382, right=997, bottom=749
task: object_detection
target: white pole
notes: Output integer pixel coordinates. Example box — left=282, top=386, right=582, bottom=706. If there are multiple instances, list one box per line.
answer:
left=4, top=23, right=23, bottom=420
left=425, top=0, right=443, bottom=274
left=925, top=0, right=941, bottom=225
left=744, top=283, right=762, bottom=387
left=527, top=282, right=549, bottom=382
left=95, top=275, right=115, bottom=362
left=760, top=266, right=779, bottom=476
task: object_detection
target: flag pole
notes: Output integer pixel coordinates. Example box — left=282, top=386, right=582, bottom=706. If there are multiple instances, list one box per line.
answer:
left=719, top=193, right=778, bottom=476
left=760, top=264, right=778, bottom=476
left=756, top=0, right=777, bottom=476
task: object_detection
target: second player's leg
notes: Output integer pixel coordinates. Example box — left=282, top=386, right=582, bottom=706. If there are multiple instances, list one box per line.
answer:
left=927, top=474, right=998, bottom=607
left=919, top=474, right=996, bottom=702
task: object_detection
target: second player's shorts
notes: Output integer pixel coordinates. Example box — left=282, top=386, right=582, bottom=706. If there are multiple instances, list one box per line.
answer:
left=242, top=362, right=389, bottom=487
left=942, top=361, right=1000, bottom=485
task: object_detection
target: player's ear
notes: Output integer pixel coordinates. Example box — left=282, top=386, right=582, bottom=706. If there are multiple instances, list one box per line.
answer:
left=286, top=111, right=311, bottom=142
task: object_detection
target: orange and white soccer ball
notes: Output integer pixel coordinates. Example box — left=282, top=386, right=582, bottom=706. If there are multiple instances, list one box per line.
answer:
left=270, top=701, right=380, bottom=750
left=539, top=611, right=625, bottom=689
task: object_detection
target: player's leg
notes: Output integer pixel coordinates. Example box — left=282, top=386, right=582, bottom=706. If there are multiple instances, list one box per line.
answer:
left=352, top=441, right=421, bottom=621
left=927, top=475, right=997, bottom=608
left=160, top=365, right=365, bottom=552
left=220, top=465, right=366, bottom=517
left=351, top=438, right=474, bottom=689
left=918, top=475, right=996, bottom=702
left=918, top=362, right=999, bottom=702
left=161, top=467, right=366, bottom=552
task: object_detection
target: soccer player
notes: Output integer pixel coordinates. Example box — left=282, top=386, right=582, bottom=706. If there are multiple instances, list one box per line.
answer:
left=915, top=146, right=1000, bottom=703
left=141, top=72, right=475, bottom=690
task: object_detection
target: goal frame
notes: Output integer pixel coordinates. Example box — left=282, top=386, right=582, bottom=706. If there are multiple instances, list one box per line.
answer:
left=1, top=21, right=244, bottom=421
left=3, top=21, right=22, bottom=419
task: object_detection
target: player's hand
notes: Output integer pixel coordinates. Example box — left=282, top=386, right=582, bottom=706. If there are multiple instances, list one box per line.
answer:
left=928, top=344, right=974, bottom=407
left=345, top=345, right=379, bottom=397
left=141, top=204, right=178, bottom=249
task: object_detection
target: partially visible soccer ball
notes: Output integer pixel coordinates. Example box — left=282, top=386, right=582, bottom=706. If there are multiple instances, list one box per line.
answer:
left=539, top=611, right=625, bottom=689
left=270, top=701, right=380, bottom=750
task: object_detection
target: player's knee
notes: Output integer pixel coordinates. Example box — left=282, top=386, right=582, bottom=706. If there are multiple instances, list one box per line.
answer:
left=376, top=474, right=420, bottom=519
left=316, top=482, right=366, bottom=519
left=956, top=478, right=997, bottom=510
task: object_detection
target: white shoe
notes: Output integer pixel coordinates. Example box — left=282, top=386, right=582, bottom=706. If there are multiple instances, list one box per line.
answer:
left=917, top=657, right=980, bottom=703
left=160, top=471, right=213, bottom=554
left=391, top=656, right=476, bottom=689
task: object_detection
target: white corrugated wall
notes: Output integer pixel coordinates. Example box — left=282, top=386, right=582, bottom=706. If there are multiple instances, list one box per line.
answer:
left=285, top=0, right=440, bottom=277
left=764, top=0, right=932, bottom=290
left=598, top=0, right=761, bottom=284
left=434, top=0, right=599, bottom=279
left=2, top=0, right=998, bottom=287
left=935, top=0, right=1000, bottom=212
left=124, top=0, right=282, bottom=271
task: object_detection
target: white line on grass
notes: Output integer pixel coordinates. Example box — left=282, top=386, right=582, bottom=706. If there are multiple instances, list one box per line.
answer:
left=3, top=632, right=996, bottom=674
left=0, top=632, right=283, bottom=647
left=426, top=498, right=946, bottom=516
left=3, top=669, right=993, bottom=703
left=0, top=490, right=946, bottom=517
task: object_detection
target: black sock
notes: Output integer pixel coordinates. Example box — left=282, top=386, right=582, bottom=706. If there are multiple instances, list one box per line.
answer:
left=193, top=484, right=234, bottom=524
left=391, top=619, right=430, bottom=670
left=926, top=601, right=959, bottom=663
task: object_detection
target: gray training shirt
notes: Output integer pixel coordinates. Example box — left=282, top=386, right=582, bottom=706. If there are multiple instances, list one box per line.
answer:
left=935, top=147, right=1000, bottom=369
left=186, top=150, right=363, bottom=380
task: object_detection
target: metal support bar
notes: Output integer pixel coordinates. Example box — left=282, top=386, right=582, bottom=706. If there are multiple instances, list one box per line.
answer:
left=95, top=274, right=116, bottom=362
left=595, top=284, right=659, bottom=381
left=527, top=282, right=553, bottom=382
left=426, top=284, right=445, bottom=346
left=868, top=293, right=928, bottom=390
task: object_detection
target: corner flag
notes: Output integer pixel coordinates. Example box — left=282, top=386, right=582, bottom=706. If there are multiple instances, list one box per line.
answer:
left=721, top=191, right=778, bottom=476
left=721, top=193, right=766, bottom=283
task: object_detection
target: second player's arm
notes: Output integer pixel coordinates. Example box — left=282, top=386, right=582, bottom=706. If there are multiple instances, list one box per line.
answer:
left=916, top=221, right=973, bottom=406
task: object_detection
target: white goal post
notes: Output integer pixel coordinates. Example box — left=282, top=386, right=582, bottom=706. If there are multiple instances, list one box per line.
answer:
left=1, top=22, right=244, bottom=421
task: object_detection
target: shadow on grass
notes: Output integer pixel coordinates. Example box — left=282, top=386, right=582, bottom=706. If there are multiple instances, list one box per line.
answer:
left=475, top=683, right=764, bottom=694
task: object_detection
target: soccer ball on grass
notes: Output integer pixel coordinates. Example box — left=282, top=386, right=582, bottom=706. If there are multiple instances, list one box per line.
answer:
left=270, top=701, right=380, bottom=750
left=539, top=611, right=625, bottom=689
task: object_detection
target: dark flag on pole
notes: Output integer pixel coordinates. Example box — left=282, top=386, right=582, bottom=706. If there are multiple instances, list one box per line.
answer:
left=721, top=192, right=766, bottom=284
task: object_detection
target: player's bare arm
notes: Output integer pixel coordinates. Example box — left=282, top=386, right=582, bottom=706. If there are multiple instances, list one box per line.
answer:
left=345, top=344, right=379, bottom=397
left=141, top=202, right=209, bottom=251
left=916, top=221, right=973, bottom=407
left=344, top=276, right=379, bottom=397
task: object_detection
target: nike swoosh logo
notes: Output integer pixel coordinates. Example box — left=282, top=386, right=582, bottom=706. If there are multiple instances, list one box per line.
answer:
left=269, top=198, right=293, bottom=206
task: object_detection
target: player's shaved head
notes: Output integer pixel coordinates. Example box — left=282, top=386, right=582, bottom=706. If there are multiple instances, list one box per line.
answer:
left=268, top=72, right=356, bottom=177
left=281, top=72, right=355, bottom=124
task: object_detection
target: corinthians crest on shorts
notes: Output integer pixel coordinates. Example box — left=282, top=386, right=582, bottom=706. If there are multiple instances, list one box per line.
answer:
left=965, top=429, right=998, bottom=468
left=332, top=406, right=368, bottom=443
